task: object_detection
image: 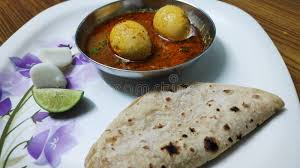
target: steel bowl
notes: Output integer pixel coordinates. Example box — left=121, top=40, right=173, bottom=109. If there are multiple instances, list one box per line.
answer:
left=75, top=0, right=216, bottom=79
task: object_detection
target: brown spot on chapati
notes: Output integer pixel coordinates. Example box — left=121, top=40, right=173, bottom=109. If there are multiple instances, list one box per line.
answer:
left=209, top=84, right=212, bottom=88
left=242, top=102, right=250, bottom=108
left=153, top=123, right=164, bottom=129
left=223, top=89, right=233, bottom=94
left=164, top=105, right=168, bottom=108
left=180, top=84, right=189, bottom=88
left=200, top=116, right=207, bottom=119
left=236, top=134, right=242, bottom=140
left=118, top=129, right=123, bottom=135
left=143, top=145, right=150, bottom=150
left=161, top=142, right=180, bottom=156
left=165, top=97, right=171, bottom=101
left=183, top=143, right=187, bottom=149
left=252, top=94, right=260, bottom=99
left=230, top=106, right=240, bottom=112
left=149, top=163, right=153, bottom=168
left=250, top=119, right=254, bottom=123
left=105, top=129, right=111, bottom=132
left=204, top=137, right=219, bottom=152
left=228, top=137, right=233, bottom=143
left=177, top=123, right=182, bottom=127
left=101, top=157, right=109, bottom=164
left=256, top=123, right=260, bottom=127
left=105, top=136, right=118, bottom=145
left=161, top=165, right=166, bottom=168
left=195, top=120, right=199, bottom=123
left=190, top=147, right=195, bottom=152
left=223, top=124, right=230, bottom=131
left=206, top=100, right=214, bottom=107
left=209, top=115, right=217, bottom=119
left=189, top=127, right=196, bottom=133
left=216, top=108, right=220, bottom=111
left=181, top=112, right=185, bottom=116
left=127, top=118, right=134, bottom=126
left=111, top=147, right=115, bottom=150
left=246, top=124, right=249, bottom=129
left=182, top=134, right=188, bottom=138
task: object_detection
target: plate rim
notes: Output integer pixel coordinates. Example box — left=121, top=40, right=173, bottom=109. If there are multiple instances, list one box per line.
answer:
left=0, top=0, right=300, bottom=167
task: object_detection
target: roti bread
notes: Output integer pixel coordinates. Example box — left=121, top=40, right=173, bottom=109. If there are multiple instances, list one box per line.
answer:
left=85, top=83, right=284, bottom=168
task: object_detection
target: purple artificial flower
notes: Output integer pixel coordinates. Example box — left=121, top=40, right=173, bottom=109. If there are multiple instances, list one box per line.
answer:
left=44, top=123, right=77, bottom=167
left=72, top=53, right=90, bottom=65
left=65, top=62, right=99, bottom=89
left=10, top=53, right=41, bottom=77
left=36, top=39, right=75, bottom=50
left=0, top=87, right=12, bottom=116
left=57, top=44, right=72, bottom=49
left=32, top=112, right=49, bottom=123
left=65, top=76, right=79, bottom=90
left=0, top=71, right=31, bottom=97
left=0, top=98, right=12, bottom=116
left=27, top=130, right=50, bottom=159
left=27, top=121, right=76, bottom=168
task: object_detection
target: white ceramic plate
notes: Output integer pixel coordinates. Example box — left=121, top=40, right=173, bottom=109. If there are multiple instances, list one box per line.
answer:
left=0, top=0, right=299, bottom=168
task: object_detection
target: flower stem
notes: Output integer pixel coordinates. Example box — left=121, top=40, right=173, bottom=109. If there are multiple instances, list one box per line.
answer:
left=6, top=118, right=30, bottom=136
left=0, top=86, right=33, bottom=159
left=6, top=109, right=40, bottom=137
left=20, top=95, right=32, bottom=108
left=2, top=141, right=27, bottom=168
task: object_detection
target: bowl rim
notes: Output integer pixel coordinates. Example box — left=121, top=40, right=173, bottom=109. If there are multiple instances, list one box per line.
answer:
left=75, top=0, right=216, bottom=74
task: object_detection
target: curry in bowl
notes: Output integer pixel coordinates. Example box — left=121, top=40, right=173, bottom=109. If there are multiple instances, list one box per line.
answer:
left=85, top=5, right=205, bottom=71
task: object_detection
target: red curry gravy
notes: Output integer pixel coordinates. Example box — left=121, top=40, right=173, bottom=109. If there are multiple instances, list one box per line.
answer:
left=86, top=11, right=204, bottom=71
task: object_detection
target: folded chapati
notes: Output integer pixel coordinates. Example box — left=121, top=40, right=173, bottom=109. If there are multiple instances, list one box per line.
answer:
left=85, top=83, right=284, bottom=168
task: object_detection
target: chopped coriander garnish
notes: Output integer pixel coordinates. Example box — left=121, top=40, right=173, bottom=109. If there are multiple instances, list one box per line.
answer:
left=98, top=40, right=108, bottom=48
left=90, top=47, right=100, bottom=55
left=90, top=40, right=108, bottom=55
